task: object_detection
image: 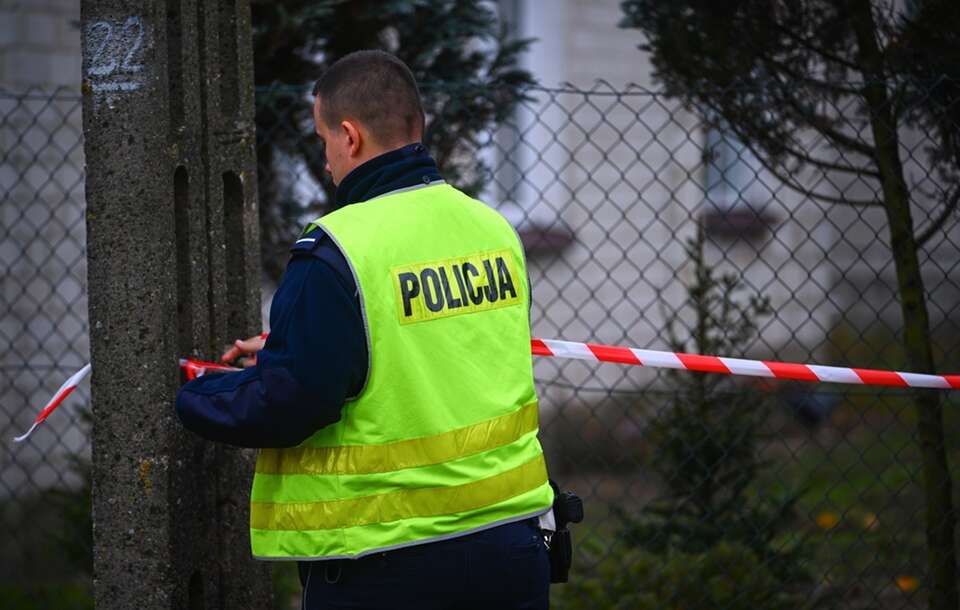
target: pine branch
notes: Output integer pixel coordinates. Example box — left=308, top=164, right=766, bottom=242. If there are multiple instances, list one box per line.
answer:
left=769, top=22, right=861, bottom=72
left=774, top=141, right=881, bottom=177
left=781, top=96, right=877, bottom=158
left=736, top=136, right=885, bottom=207
left=759, top=56, right=862, bottom=96
left=916, top=186, right=960, bottom=246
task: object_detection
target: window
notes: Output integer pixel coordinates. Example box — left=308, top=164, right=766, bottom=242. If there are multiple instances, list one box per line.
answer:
left=703, top=126, right=776, bottom=239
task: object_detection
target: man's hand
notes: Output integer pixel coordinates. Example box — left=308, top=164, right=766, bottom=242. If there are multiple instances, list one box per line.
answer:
left=221, top=334, right=267, bottom=367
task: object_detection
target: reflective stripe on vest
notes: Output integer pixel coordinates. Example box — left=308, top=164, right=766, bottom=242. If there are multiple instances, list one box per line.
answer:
left=250, top=183, right=553, bottom=559
left=255, top=400, right=538, bottom=475
left=252, top=453, right=547, bottom=531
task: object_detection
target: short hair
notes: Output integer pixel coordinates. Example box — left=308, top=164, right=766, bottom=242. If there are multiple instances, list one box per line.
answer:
left=312, top=50, right=425, bottom=145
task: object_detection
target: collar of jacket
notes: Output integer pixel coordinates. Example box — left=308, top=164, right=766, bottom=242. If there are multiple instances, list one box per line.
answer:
left=333, top=142, right=443, bottom=209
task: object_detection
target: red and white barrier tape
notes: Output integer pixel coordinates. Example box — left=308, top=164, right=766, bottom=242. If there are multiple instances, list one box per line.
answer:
left=13, top=363, right=92, bottom=443
left=13, top=338, right=960, bottom=443
left=532, top=339, right=960, bottom=389
left=179, top=358, right=241, bottom=381
left=12, top=359, right=242, bottom=444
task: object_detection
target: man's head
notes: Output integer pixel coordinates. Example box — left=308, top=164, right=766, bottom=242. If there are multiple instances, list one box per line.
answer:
left=312, top=50, right=425, bottom=185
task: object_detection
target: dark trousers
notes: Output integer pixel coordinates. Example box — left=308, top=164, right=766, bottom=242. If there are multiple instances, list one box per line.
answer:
left=298, top=518, right=550, bottom=610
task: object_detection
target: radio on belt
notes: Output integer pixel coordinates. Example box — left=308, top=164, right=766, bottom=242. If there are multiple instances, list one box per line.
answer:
left=547, top=481, right=584, bottom=584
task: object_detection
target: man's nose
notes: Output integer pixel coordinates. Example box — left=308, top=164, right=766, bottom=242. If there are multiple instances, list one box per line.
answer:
left=325, top=161, right=331, bottom=174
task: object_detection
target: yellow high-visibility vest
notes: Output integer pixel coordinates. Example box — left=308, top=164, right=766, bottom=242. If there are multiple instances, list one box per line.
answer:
left=250, top=181, right=553, bottom=559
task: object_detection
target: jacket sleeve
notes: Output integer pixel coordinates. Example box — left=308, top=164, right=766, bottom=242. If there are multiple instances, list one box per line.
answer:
left=174, top=247, right=367, bottom=448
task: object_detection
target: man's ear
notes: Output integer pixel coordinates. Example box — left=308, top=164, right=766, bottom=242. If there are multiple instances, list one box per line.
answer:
left=341, top=120, right=362, bottom=158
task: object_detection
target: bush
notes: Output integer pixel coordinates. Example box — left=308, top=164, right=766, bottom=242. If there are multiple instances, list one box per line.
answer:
left=554, top=540, right=793, bottom=610
left=614, top=225, right=809, bottom=601
left=0, top=583, right=93, bottom=610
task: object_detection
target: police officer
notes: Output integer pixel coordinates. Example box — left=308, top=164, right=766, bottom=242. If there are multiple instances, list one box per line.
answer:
left=176, top=50, right=554, bottom=609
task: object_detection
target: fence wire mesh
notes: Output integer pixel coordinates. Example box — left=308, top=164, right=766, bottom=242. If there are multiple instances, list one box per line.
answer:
left=0, top=87, right=91, bottom=588
left=257, top=81, right=960, bottom=609
left=2, top=81, right=959, bottom=609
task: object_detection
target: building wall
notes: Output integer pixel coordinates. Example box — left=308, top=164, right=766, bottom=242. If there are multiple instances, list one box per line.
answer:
left=0, top=0, right=81, bottom=89
left=503, top=0, right=838, bottom=400
left=0, top=0, right=87, bottom=498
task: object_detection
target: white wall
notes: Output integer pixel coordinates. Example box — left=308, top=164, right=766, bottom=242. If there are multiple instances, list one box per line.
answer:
left=0, top=0, right=81, bottom=88
left=0, top=0, right=88, bottom=497
left=494, top=0, right=841, bottom=400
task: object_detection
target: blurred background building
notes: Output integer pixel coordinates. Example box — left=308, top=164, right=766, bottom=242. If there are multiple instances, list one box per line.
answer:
left=1, top=0, right=86, bottom=501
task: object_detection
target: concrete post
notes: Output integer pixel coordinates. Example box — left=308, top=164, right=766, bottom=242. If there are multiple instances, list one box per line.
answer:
left=81, top=1, right=268, bottom=608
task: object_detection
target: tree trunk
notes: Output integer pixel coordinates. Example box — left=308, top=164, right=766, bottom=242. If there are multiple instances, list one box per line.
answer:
left=878, top=125, right=959, bottom=610
left=851, top=3, right=958, bottom=608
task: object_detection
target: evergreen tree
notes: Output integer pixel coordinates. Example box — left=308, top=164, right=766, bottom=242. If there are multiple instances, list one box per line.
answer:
left=557, top=229, right=805, bottom=610
left=620, top=226, right=804, bottom=586
left=252, top=0, right=533, bottom=279
left=619, top=2, right=960, bottom=607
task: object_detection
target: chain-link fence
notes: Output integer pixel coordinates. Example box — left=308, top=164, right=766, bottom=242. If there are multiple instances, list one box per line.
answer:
left=259, top=80, right=960, bottom=609
left=0, top=87, right=91, bottom=594
left=3, top=81, right=960, bottom=608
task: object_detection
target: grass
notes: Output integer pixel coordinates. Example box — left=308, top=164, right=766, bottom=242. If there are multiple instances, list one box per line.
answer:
left=759, top=394, right=958, bottom=607
left=0, top=582, right=93, bottom=610
left=546, top=389, right=960, bottom=609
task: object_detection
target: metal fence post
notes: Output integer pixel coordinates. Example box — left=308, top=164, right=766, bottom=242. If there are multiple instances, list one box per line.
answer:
left=81, top=0, right=267, bottom=607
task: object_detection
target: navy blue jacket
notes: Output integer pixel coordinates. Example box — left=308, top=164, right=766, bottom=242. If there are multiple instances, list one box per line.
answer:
left=175, top=143, right=442, bottom=447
